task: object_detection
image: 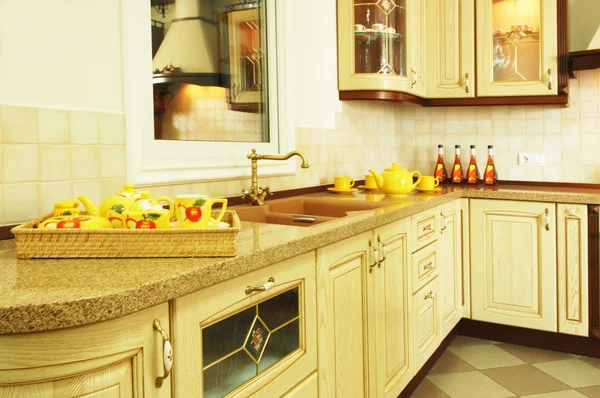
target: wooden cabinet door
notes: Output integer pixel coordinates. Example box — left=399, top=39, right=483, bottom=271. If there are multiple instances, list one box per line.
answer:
left=439, top=200, right=463, bottom=336
left=0, top=304, right=171, bottom=398
left=374, top=219, right=413, bottom=398
left=317, top=231, right=375, bottom=398
left=281, top=372, right=318, bottom=397
left=557, top=204, right=589, bottom=337
left=413, top=278, right=440, bottom=370
left=228, top=9, right=262, bottom=104
left=470, top=199, right=557, bottom=332
left=172, top=252, right=316, bottom=397
left=426, top=0, right=475, bottom=98
left=476, top=0, right=558, bottom=96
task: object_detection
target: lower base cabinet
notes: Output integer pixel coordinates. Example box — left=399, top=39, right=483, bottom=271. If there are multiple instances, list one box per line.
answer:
left=413, top=277, right=440, bottom=370
left=171, top=252, right=317, bottom=397
left=282, top=372, right=318, bottom=397
left=0, top=304, right=171, bottom=398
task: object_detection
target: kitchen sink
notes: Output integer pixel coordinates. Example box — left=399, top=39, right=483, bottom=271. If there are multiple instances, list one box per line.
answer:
left=233, top=196, right=389, bottom=227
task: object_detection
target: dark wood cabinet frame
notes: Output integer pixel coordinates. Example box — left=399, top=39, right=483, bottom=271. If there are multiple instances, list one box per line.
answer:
left=340, top=0, right=569, bottom=107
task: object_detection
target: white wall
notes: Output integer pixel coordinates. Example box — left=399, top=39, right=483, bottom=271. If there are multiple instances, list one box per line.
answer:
left=0, top=0, right=123, bottom=112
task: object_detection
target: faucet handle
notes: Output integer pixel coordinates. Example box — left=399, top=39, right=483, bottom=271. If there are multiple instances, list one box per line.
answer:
left=259, top=186, right=272, bottom=197
left=242, top=189, right=250, bottom=199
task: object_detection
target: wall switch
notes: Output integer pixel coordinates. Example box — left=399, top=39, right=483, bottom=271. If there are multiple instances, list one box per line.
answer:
left=518, top=152, right=545, bottom=166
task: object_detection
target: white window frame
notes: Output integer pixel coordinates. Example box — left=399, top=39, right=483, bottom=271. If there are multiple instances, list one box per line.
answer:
left=121, top=0, right=295, bottom=185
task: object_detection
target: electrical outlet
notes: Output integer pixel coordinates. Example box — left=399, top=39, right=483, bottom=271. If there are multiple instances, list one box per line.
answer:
left=518, top=153, right=545, bottom=166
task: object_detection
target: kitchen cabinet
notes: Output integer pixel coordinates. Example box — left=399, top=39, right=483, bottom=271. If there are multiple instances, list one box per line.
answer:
left=337, top=0, right=426, bottom=97
left=470, top=199, right=557, bottom=332
left=438, top=200, right=463, bottom=336
left=476, top=0, right=558, bottom=97
left=557, top=204, right=589, bottom=337
left=172, top=252, right=316, bottom=397
left=412, top=277, right=440, bottom=370
left=0, top=304, right=171, bottom=398
left=228, top=8, right=262, bottom=104
left=425, top=0, right=475, bottom=98
left=317, top=219, right=412, bottom=398
left=281, top=372, right=318, bottom=397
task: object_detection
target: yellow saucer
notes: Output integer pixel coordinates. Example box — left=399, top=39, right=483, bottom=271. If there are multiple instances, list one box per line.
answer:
left=328, top=187, right=359, bottom=194
left=358, top=185, right=379, bottom=191
left=415, top=187, right=443, bottom=193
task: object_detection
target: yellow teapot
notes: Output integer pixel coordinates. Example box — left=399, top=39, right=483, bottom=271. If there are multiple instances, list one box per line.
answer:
left=368, top=163, right=422, bottom=197
left=78, top=184, right=142, bottom=219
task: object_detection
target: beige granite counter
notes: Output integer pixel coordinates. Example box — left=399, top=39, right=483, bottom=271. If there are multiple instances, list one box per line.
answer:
left=1, top=184, right=599, bottom=334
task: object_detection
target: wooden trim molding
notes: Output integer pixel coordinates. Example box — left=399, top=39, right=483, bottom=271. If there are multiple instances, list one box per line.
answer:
left=589, top=205, right=600, bottom=338
left=557, top=0, right=569, bottom=92
left=569, top=49, right=600, bottom=72
left=0, top=225, right=16, bottom=241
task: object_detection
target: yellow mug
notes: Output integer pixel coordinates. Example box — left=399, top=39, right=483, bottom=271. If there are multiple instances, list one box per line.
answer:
left=175, top=194, right=228, bottom=228
left=417, top=176, right=440, bottom=191
left=334, top=176, right=355, bottom=190
left=364, top=174, right=377, bottom=189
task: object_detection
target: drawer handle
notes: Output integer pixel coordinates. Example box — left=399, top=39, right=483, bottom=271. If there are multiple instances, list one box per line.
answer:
left=153, top=319, right=173, bottom=388
left=547, top=69, right=552, bottom=90
left=422, top=224, right=432, bottom=232
left=424, top=291, right=436, bottom=300
left=440, top=211, right=447, bottom=233
left=245, top=277, right=275, bottom=295
left=464, top=73, right=469, bottom=93
left=423, top=262, right=434, bottom=271
left=369, top=238, right=379, bottom=273
left=377, top=234, right=387, bottom=268
left=545, top=208, right=550, bottom=231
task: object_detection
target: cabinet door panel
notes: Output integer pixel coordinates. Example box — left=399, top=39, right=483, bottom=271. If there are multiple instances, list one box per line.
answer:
left=282, top=372, right=318, bottom=397
left=374, top=219, right=412, bottom=397
left=470, top=199, right=557, bottom=332
left=557, top=204, right=589, bottom=336
left=413, top=278, right=440, bottom=370
left=439, top=200, right=463, bottom=336
left=426, top=0, right=475, bottom=98
left=317, top=231, right=374, bottom=398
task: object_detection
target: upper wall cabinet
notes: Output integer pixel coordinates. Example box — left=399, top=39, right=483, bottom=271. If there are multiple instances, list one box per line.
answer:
left=476, top=0, right=558, bottom=97
left=337, top=0, right=426, bottom=98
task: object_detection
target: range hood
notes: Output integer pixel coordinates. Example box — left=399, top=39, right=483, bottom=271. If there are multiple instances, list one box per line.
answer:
left=152, top=0, right=220, bottom=86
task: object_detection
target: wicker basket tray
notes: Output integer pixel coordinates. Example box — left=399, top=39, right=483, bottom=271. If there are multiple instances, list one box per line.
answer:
left=11, top=211, right=241, bottom=259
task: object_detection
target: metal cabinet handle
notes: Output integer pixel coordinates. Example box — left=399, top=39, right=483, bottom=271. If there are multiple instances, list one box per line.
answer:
left=545, top=208, right=550, bottom=231
left=153, top=319, right=173, bottom=388
left=245, top=277, right=275, bottom=294
left=411, top=67, right=418, bottom=88
left=369, top=238, right=379, bottom=273
left=377, top=234, right=387, bottom=268
left=424, top=291, right=436, bottom=300
left=440, top=211, right=447, bottom=233
left=465, top=73, right=470, bottom=93
left=547, top=69, right=552, bottom=90
left=422, top=224, right=432, bottom=232
left=423, top=262, right=434, bottom=271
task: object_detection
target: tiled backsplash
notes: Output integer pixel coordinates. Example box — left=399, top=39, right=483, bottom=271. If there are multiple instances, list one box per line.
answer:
left=1, top=70, right=599, bottom=226
left=397, top=69, right=600, bottom=183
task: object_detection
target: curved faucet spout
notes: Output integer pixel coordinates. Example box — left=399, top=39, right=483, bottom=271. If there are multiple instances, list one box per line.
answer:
left=248, top=148, right=310, bottom=168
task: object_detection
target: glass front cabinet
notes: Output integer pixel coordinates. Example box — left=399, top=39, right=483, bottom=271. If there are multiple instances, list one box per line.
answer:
left=476, top=0, right=558, bottom=96
left=338, top=0, right=426, bottom=97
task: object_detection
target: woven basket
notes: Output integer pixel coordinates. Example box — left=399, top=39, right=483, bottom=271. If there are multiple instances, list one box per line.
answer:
left=11, top=211, right=240, bottom=259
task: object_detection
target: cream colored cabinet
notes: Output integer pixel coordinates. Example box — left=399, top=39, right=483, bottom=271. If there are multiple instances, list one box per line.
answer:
left=426, top=0, right=475, bottom=98
left=281, top=372, right=318, bottom=397
left=228, top=8, right=262, bottom=104
left=337, top=0, right=426, bottom=96
left=557, top=204, right=589, bottom=337
left=438, top=200, right=463, bottom=336
left=412, top=277, right=440, bottom=370
left=476, top=0, right=558, bottom=96
left=470, top=199, right=557, bottom=332
left=0, top=304, right=171, bottom=398
left=172, top=252, right=316, bottom=397
left=317, top=219, right=412, bottom=398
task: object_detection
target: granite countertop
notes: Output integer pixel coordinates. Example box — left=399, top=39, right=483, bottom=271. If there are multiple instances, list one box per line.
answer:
left=1, top=184, right=599, bottom=335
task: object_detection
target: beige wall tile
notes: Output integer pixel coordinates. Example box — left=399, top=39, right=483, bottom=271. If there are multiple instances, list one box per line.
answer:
left=39, top=145, right=70, bottom=181
left=1, top=106, right=37, bottom=143
left=3, top=183, right=40, bottom=223
left=72, top=180, right=102, bottom=209
left=99, top=145, right=125, bottom=178
left=71, top=145, right=100, bottom=180
left=38, top=108, right=69, bottom=143
left=100, top=177, right=126, bottom=200
left=98, top=112, right=125, bottom=145
left=3, top=144, right=38, bottom=183
left=39, top=181, right=73, bottom=215
left=70, top=111, right=98, bottom=144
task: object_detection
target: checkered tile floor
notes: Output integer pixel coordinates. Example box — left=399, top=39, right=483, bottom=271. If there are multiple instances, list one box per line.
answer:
left=410, top=336, right=600, bottom=398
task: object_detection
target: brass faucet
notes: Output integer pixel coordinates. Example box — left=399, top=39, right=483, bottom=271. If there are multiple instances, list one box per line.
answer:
left=242, top=148, right=310, bottom=206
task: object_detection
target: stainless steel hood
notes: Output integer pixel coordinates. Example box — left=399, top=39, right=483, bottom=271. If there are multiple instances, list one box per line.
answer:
left=152, top=0, right=220, bottom=86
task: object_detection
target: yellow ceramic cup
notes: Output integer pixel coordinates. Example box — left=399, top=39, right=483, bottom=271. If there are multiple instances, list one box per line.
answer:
left=175, top=194, right=228, bottom=228
left=125, top=210, right=172, bottom=229
left=334, top=176, right=355, bottom=190
left=364, top=174, right=377, bottom=189
left=417, top=176, right=440, bottom=191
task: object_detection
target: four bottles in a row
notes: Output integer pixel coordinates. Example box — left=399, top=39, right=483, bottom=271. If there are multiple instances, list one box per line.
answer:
left=434, top=144, right=498, bottom=185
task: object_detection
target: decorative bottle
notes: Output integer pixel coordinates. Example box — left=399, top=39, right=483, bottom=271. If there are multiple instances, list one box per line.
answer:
left=451, top=145, right=463, bottom=184
left=433, top=145, right=448, bottom=183
left=484, top=145, right=498, bottom=185
left=466, top=145, right=480, bottom=184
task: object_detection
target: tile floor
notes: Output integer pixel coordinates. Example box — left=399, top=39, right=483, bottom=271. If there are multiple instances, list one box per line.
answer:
left=411, top=336, right=600, bottom=398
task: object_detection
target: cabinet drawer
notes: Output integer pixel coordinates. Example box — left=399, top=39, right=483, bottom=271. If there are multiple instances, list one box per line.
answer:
left=411, top=209, right=438, bottom=252
left=172, top=252, right=317, bottom=397
left=413, top=277, right=440, bottom=371
left=412, top=241, right=438, bottom=293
